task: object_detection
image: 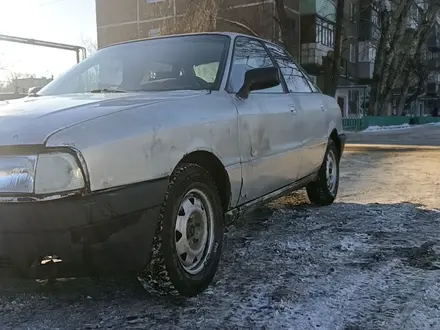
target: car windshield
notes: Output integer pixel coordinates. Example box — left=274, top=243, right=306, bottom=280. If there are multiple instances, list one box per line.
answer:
left=38, top=34, right=230, bottom=96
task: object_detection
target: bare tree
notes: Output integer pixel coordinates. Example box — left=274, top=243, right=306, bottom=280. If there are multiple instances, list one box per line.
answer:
left=396, top=37, right=440, bottom=115
left=367, top=0, right=412, bottom=115
left=166, top=0, right=218, bottom=34
left=164, top=0, right=263, bottom=37
left=3, top=72, right=35, bottom=93
left=328, top=0, right=345, bottom=97
left=81, top=35, right=98, bottom=56
left=368, top=0, right=440, bottom=116
left=158, top=0, right=346, bottom=96
left=274, top=0, right=345, bottom=97
left=273, top=0, right=297, bottom=58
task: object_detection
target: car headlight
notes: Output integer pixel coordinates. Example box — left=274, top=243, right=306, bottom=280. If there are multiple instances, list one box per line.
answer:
left=0, top=152, right=85, bottom=195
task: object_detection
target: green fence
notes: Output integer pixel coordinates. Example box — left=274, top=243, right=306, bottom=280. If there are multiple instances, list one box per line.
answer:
left=341, top=118, right=365, bottom=131
left=342, top=116, right=440, bottom=132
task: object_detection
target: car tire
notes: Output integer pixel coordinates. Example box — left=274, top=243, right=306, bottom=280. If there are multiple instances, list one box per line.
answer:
left=306, top=139, right=340, bottom=206
left=138, top=163, right=224, bottom=297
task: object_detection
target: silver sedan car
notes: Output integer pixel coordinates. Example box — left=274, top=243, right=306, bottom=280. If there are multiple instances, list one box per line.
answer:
left=0, top=32, right=346, bottom=297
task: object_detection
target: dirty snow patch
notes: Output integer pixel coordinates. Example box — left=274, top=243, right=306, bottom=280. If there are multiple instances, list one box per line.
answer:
left=363, top=124, right=411, bottom=132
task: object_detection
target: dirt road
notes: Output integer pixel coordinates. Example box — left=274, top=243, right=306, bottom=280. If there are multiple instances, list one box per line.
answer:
left=1, top=126, right=439, bottom=330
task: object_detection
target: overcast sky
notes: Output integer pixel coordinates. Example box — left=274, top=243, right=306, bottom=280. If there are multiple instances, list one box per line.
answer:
left=0, top=0, right=96, bottom=82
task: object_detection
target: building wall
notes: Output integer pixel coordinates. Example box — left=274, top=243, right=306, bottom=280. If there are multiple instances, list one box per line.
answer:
left=342, top=0, right=360, bottom=80
left=300, top=0, right=316, bottom=14
left=96, top=0, right=300, bottom=58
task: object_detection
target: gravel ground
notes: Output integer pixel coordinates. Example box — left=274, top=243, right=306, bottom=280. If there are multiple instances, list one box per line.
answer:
left=1, top=127, right=440, bottom=330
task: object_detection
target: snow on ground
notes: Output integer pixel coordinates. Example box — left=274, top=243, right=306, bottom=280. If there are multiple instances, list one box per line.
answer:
left=363, top=121, right=440, bottom=133
left=363, top=123, right=412, bottom=132
left=1, top=131, right=440, bottom=329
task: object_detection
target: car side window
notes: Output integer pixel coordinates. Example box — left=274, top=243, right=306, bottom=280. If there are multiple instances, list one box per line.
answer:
left=228, top=37, right=283, bottom=94
left=304, top=75, right=320, bottom=93
left=265, top=42, right=315, bottom=93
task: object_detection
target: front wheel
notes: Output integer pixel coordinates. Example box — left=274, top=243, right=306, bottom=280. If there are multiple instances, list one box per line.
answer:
left=306, top=139, right=340, bottom=206
left=138, top=163, right=224, bottom=297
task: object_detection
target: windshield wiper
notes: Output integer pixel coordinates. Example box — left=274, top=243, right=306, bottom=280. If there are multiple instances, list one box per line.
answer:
left=89, top=88, right=126, bottom=93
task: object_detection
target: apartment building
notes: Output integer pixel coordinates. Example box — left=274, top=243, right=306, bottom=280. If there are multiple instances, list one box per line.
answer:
left=298, top=0, right=382, bottom=117
left=95, top=0, right=374, bottom=112
left=95, top=0, right=440, bottom=116
left=95, top=0, right=365, bottom=114
left=95, top=0, right=301, bottom=58
left=0, top=76, right=53, bottom=94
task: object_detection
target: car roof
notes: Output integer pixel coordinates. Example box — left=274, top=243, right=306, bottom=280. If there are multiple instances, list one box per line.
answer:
left=102, top=32, right=273, bottom=49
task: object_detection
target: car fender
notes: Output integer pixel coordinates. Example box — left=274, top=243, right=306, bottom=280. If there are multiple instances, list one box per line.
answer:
left=45, top=92, right=242, bottom=196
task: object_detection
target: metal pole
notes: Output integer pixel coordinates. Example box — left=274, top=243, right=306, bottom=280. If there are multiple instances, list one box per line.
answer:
left=0, top=34, right=87, bottom=63
left=363, top=86, right=367, bottom=116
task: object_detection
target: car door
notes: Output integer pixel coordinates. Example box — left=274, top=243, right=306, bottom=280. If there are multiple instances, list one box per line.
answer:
left=227, top=36, right=304, bottom=205
left=264, top=42, right=328, bottom=179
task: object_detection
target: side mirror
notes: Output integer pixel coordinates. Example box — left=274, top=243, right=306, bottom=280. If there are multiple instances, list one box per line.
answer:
left=236, top=67, right=281, bottom=100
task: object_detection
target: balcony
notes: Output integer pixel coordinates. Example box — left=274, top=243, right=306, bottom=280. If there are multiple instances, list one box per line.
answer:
left=423, top=49, right=440, bottom=70
left=300, top=0, right=336, bottom=21
left=357, top=62, right=374, bottom=80
left=426, top=82, right=440, bottom=96
left=356, top=41, right=375, bottom=80
left=427, top=26, right=440, bottom=53
left=300, top=14, right=335, bottom=72
left=300, top=43, right=333, bottom=70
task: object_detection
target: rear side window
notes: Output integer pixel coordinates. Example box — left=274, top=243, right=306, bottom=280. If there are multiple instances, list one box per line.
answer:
left=264, top=42, right=316, bottom=93
left=303, top=74, right=320, bottom=93
left=228, top=37, right=284, bottom=94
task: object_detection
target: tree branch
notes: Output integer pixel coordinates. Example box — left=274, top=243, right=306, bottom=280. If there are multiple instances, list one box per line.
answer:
left=217, top=17, right=261, bottom=37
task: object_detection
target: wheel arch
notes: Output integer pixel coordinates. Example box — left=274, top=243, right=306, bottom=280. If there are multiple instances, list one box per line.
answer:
left=176, top=150, right=232, bottom=212
left=329, top=129, right=342, bottom=159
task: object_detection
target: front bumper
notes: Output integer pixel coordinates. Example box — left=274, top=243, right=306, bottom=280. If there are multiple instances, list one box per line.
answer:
left=0, top=177, right=168, bottom=279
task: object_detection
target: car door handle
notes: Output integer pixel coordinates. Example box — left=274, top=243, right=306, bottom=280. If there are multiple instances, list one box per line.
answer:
left=290, top=105, right=298, bottom=115
left=320, top=105, right=327, bottom=112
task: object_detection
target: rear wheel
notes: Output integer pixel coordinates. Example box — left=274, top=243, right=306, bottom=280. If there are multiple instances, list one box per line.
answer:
left=138, top=163, right=224, bottom=297
left=306, top=139, right=340, bottom=206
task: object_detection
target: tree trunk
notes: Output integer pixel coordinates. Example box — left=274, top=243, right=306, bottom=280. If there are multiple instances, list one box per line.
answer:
left=327, top=0, right=345, bottom=97
left=381, top=5, right=440, bottom=116
left=274, top=0, right=297, bottom=58
left=368, top=1, right=412, bottom=116
left=377, top=0, right=413, bottom=98
left=397, top=92, right=407, bottom=116
left=367, top=6, right=389, bottom=116
left=398, top=59, right=429, bottom=115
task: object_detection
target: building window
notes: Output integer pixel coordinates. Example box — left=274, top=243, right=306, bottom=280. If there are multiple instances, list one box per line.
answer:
left=316, top=17, right=334, bottom=47
left=349, top=2, right=357, bottom=22
left=349, top=44, right=357, bottom=63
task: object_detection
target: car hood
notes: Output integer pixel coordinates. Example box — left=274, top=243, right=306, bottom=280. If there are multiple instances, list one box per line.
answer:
left=0, top=91, right=207, bottom=146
